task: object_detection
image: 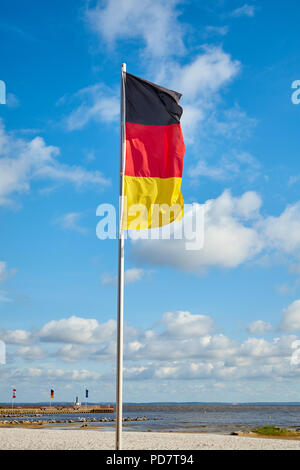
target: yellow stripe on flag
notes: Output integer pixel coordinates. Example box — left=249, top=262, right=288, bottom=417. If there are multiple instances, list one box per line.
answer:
left=123, top=176, right=184, bottom=230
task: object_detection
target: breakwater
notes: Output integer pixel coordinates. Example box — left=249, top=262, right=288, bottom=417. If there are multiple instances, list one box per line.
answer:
left=0, top=406, right=114, bottom=417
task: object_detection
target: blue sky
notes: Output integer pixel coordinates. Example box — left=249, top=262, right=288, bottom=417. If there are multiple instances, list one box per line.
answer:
left=1, top=0, right=300, bottom=403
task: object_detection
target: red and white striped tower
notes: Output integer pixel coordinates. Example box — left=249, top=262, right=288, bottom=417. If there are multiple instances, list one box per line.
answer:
left=12, top=388, right=16, bottom=409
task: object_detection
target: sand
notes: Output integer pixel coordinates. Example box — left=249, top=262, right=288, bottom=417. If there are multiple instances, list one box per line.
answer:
left=1, top=429, right=300, bottom=450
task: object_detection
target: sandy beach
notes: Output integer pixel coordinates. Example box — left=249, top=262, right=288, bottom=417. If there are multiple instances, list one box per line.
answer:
left=1, top=429, right=300, bottom=450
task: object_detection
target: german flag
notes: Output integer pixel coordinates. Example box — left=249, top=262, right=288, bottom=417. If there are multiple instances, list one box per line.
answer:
left=123, top=73, right=185, bottom=230
left=50, top=389, right=54, bottom=399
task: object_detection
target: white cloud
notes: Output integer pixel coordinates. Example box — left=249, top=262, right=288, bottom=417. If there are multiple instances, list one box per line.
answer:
left=129, top=191, right=300, bottom=273
left=3, top=310, right=300, bottom=387
left=131, top=190, right=263, bottom=272
left=155, top=47, right=241, bottom=144
left=280, top=300, right=300, bottom=332
left=65, top=84, right=119, bottom=131
left=38, top=316, right=116, bottom=344
left=0, top=329, right=33, bottom=345
left=84, top=0, right=252, bottom=161
left=55, top=344, right=91, bottom=363
left=85, top=0, right=185, bottom=59
left=169, top=47, right=240, bottom=101
left=124, top=268, right=145, bottom=284
left=16, top=346, right=46, bottom=361
left=160, top=311, right=214, bottom=337
left=122, top=333, right=300, bottom=381
left=92, top=341, right=117, bottom=362
left=56, top=212, right=87, bottom=234
left=73, top=5, right=235, bottom=134
left=261, top=203, right=300, bottom=255
left=11, top=367, right=100, bottom=382
left=0, top=120, right=110, bottom=206
left=126, top=329, right=237, bottom=363
left=247, top=320, right=273, bottom=335
left=123, top=333, right=300, bottom=382
left=84, top=0, right=251, bottom=168
left=230, top=4, right=256, bottom=18
left=102, top=268, right=145, bottom=285
left=240, top=337, right=276, bottom=357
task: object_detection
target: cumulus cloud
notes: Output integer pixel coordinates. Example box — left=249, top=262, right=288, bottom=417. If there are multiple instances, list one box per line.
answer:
left=157, top=47, right=241, bottom=144
left=0, top=120, right=110, bottom=206
left=126, top=330, right=237, bottom=363
left=247, top=320, right=273, bottom=335
left=129, top=190, right=300, bottom=273
left=160, top=311, right=214, bottom=337
left=0, top=328, right=33, bottom=345
left=280, top=300, right=300, bottom=332
left=38, top=316, right=116, bottom=344
left=65, top=49, right=240, bottom=141
left=85, top=0, right=185, bottom=59
left=131, top=190, right=263, bottom=272
left=79, top=0, right=259, bottom=200
left=84, top=0, right=243, bottom=147
left=262, top=203, right=300, bottom=255
left=54, top=344, right=92, bottom=363
left=81, top=0, right=257, bottom=191
left=169, top=47, right=240, bottom=101
left=123, top=334, right=300, bottom=382
left=16, top=346, right=46, bottom=361
left=240, top=338, right=276, bottom=358
left=3, top=310, right=300, bottom=386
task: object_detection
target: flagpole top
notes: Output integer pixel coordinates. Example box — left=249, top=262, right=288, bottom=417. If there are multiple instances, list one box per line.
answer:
left=121, top=63, right=126, bottom=73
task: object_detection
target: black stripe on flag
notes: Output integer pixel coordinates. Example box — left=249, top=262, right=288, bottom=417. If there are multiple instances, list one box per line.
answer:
left=125, top=72, right=183, bottom=126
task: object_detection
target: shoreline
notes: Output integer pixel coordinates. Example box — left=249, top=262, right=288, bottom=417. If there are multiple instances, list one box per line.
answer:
left=1, top=429, right=300, bottom=450
left=2, top=422, right=300, bottom=440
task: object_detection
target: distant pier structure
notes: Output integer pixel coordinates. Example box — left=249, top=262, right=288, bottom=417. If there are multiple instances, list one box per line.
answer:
left=0, top=404, right=114, bottom=416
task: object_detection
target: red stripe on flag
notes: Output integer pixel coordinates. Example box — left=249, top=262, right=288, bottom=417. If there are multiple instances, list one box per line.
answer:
left=125, top=123, right=185, bottom=178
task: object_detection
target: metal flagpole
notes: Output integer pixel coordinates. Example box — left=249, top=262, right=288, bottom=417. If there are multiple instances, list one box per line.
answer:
left=116, top=62, right=126, bottom=451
